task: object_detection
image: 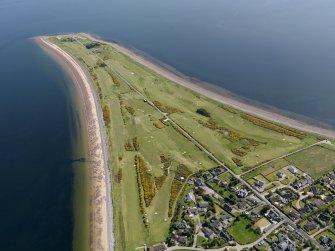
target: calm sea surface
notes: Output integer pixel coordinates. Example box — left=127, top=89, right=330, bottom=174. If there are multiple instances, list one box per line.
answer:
left=0, top=0, right=335, bottom=250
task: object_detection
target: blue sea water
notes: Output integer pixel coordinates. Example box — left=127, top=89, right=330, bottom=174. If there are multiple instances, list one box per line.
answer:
left=0, top=0, right=335, bottom=250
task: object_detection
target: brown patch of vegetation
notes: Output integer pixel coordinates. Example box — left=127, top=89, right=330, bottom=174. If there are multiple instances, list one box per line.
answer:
left=83, top=63, right=103, bottom=99
left=124, top=140, right=134, bottom=151
left=198, top=118, right=264, bottom=157
left=159, top=117, right=170, bottom=126
left=242, top=114, right=306, bottom=139
left=102, top=104, right=111, bottom=127
left=135, top=154, right=156, bottom=207
left=231, top=147, right=248, bottom=157
left=154, top=155, right=171, bottom=190
left=218, top=104, right=237, bottom=114
left=160, top=155, right=171, bottom=172
left=198, top=118, right=219, bottom=130
left=115, top=168, right=122, bottom=183
left=125, top=105, right=135, bottom=115
left=153, top=100, right=182, bottom=114
left=132, top=137, right=140, bottom=151
left=232, top=157, right=243, bottom=167
left=153, top=122, right=165, bottom=129
left=168, top=164, right=192, bottom=217
left=134, top=155, right=148, bottom=227
left=107, top=71, right=122, bottom=87
left=154, top=175, right=167, bottom=190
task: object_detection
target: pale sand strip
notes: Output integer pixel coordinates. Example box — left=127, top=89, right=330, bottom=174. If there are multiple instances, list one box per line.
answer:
left=82, top=33, right=335, bottom=139
left=35, top=37, right=113, bottom=251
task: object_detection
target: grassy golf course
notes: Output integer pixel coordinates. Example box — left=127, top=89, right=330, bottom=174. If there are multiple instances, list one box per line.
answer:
left=48, top=34, right=319, bottom=250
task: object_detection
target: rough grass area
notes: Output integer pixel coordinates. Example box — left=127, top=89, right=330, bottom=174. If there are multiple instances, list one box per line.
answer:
left=285, top=144, right=335, bottom=178
left=227, top=216, right=261, bottom=244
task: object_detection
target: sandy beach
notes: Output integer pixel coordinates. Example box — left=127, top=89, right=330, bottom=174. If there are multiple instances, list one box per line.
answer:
left=35, top=37, right=113, bottom=251
left=82, top=33, right=335, bottom=139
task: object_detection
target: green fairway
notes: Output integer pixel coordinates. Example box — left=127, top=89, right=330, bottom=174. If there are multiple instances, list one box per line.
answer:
left=48, top=34, right=320, bottom=250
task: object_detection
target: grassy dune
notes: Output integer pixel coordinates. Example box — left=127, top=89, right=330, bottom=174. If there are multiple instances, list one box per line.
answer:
left=49, top=35, right=318, bottom=250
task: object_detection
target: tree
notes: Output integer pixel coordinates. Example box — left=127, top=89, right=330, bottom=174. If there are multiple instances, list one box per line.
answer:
left=260, top=205, right=270, bottom=215
left=196, top=108, right=211, bottom=117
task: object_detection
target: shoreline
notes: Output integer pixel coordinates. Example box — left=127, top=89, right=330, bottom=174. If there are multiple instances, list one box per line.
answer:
left=82, top=32, right=335, bottom=139
left=35, top=37, right=113, bottom=251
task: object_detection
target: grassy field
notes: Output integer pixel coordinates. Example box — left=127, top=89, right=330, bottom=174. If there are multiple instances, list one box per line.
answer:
left=49, top=35, right=320, bottom=250
left=227, top=216, right=261, bottom=244
left=244, top=143, right=335, bottom=181
left=285, top=144, right=335, bottom=178
left=196, top=235, right=207, bottom=247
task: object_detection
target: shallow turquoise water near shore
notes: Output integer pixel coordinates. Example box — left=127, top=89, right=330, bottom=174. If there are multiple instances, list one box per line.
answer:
left=0, top=0, right=335, bottom=250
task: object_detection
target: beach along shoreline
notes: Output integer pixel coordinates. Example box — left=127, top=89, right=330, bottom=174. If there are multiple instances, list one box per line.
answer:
left=82, top=32, right=335, bottom=139
left=35, top=37, right=113, bottom=251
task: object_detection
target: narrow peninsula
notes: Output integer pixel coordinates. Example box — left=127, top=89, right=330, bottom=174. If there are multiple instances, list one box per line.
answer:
left=36, top=33, right=335, bottom=251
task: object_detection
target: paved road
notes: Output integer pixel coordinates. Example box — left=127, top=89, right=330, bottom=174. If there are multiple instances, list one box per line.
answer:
left=72, top=34, right=324, bottom=250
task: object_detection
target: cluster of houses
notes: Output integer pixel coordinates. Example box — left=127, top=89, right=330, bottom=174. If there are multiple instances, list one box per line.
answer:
left=166, top=166, right=271, bottom=248
left=253, top=165, right=313, bottom=193
left=271, top=234, right=296, bottom=251
left=265, top=168, right=335, bottom=250
left=151, top=165, right=335, bottom=251
left=261, top=223, right=310, bottom=251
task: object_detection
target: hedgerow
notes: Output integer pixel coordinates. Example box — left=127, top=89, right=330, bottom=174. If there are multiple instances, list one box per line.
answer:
left=153, top=100, right=182, bottom=114
left=134, top=155, right=148, bottom=227
left=132, top=137, right=140, bottom=151
left=242, top=114, right=306, bottom=139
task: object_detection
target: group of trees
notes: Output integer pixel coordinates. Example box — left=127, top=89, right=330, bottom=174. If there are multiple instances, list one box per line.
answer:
left=196, top=108, right=211, bottom=117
